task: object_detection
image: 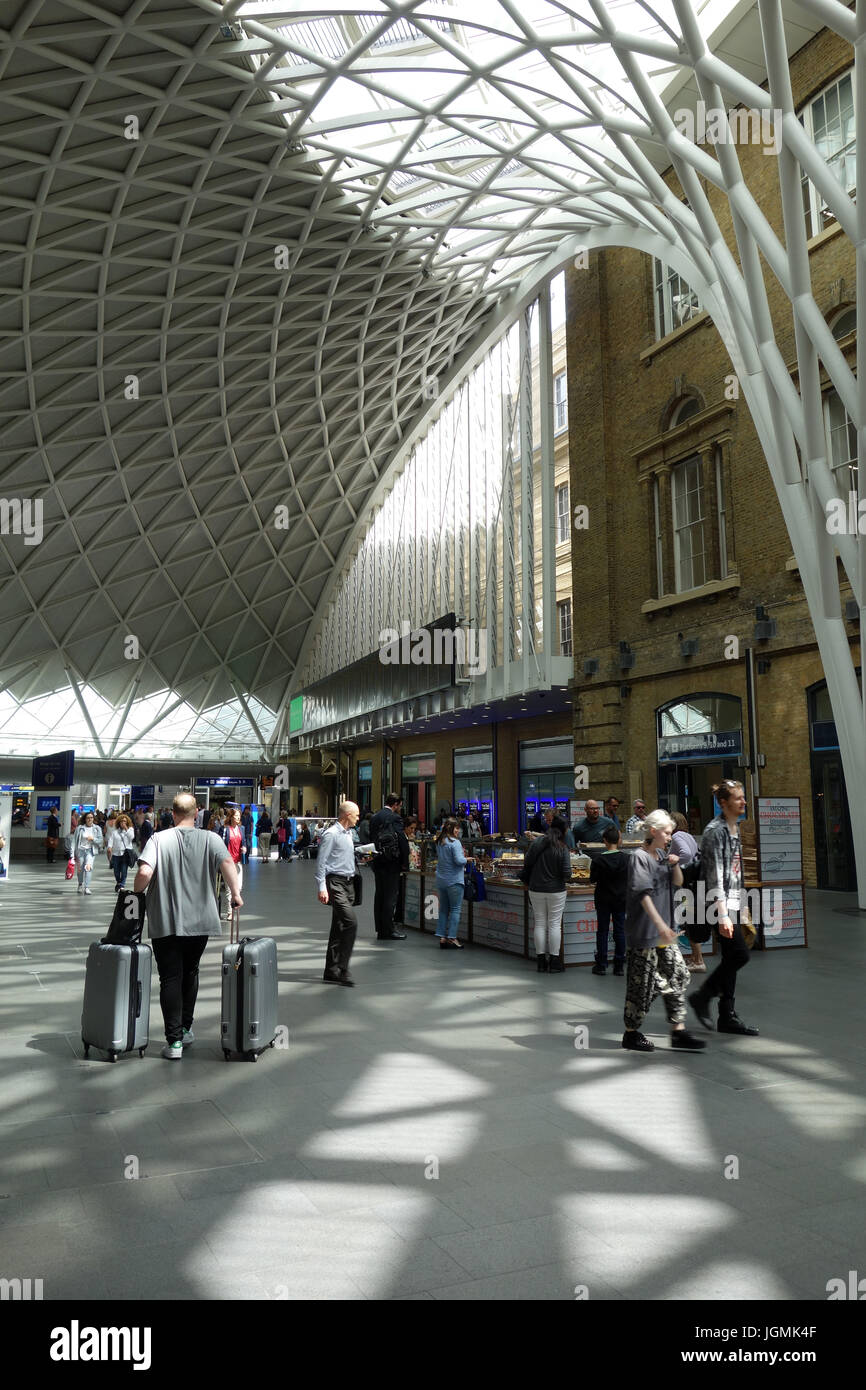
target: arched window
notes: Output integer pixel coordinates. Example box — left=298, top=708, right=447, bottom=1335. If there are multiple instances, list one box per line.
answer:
left=825, top=391, right=858, bottom=499
left=669, top=396, right=702, bottom=428
left=831, top=306, right=857, bottom=340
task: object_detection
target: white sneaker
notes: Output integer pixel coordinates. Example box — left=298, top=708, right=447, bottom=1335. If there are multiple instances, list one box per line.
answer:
left=162, top=1042, right=183, bottom=1060
left=182, top=1029, right=194, bottom=1047
left=84, top=887, right=92, bottom=894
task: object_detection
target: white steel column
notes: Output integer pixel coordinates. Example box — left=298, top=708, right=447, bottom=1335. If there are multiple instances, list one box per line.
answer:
left=538, top=281, right=556, bottom=681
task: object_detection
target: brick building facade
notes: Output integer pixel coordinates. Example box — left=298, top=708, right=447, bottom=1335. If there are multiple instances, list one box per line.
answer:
left=566, top=22, right=860, bottom=890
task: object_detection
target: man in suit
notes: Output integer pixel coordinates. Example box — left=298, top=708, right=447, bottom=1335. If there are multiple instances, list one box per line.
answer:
left=369, top=794, right=407, bottom=940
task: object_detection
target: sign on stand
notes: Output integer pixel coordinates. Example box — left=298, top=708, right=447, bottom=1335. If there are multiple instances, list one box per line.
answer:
left=757, top=797, right=802, bottom=881
left=755, top=796, right=806, bottom=950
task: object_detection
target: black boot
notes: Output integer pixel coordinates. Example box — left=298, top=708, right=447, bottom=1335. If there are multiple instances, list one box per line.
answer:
left=537, top=953, right=549, bottom=972
left=548, top=953, right=564, bottom=973
left=718, top=1002, right=759, bottom=1036
left=689, top=988, right=714, bottom=1030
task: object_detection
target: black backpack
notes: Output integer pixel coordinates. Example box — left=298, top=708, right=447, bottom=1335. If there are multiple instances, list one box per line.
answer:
left=376, top=826, right=401, bottom=862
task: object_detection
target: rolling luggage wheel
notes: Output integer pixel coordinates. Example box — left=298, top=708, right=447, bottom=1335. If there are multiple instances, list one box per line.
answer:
left=108, top=1052, right=118, bottom=1063
left=269, top=1039, right=276, bottom=1048
left=138, top=1047, right=146, bottom=1058
left=250, top=1052, right=259, bottom=1063
left=82, top=1039, right=90, bottom=1058
left=223, top=1049, right=230, bottom=1061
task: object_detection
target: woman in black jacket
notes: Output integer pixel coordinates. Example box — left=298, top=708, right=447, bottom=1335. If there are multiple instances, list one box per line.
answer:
left=589, top=824, right=629, bottom=976
left=522, top=818, right=572, bottom=973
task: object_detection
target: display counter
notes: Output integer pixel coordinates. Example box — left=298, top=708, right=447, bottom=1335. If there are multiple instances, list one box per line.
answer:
left=399, top=836, right=780, bottom=966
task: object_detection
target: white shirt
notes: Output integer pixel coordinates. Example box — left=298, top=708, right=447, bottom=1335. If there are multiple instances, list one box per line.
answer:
left=107, top=826, right=135, bottom=856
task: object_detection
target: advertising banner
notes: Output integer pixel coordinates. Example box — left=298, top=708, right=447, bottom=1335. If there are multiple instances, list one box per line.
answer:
left=35, top=794, right=61, bottom=833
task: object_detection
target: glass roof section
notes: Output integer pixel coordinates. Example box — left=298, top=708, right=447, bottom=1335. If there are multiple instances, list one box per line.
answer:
left=240, top=0, right=745, bottom=290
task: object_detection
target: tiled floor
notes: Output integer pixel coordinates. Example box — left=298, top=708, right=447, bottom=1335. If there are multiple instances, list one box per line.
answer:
left=0, top=855, right=863, bottom=1300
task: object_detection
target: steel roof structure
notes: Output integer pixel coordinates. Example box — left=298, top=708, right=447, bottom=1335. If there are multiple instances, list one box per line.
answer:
left=2, top=0, right=866, bottom=902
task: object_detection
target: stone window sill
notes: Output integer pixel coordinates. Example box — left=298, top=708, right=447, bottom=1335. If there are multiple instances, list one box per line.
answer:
left=639, top=311, right=711, bottom=364
left=642, top=574, right=741, bottom=614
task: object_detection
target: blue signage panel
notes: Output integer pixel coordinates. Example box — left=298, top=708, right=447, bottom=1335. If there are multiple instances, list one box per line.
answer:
left=32, top=750, right=75, bottom=788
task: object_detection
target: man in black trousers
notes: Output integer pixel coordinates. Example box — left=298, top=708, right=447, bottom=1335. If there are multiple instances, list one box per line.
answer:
left=317, top=800, right=361, bottom=987
left=369, top=793, right=407, bottom=941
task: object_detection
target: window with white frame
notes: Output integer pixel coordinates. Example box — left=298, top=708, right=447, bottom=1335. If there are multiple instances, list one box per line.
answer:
left=799, top=71, right=855, bottom=238
left=653, top=259, right=701, bottom=339
left=556, top=482, right=570, bottom=543
left=825, top=390, right=858, bottom=499
left=671, top=456, right=708, bottom=592
left=558, top=599, right=573, bottom=657
left=554, top=371, right=568, bottom=432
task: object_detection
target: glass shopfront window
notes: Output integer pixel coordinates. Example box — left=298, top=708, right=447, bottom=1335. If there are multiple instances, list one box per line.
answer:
left=518, top=737, right=574, bottom=830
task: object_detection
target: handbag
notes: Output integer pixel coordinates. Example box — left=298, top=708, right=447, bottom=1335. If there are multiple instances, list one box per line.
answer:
left=125, top=846, right=139, bottom=868
left=277, top=827, right=287, bottom=843
left=352, top=872, right=363, bottom=906
left=463, top=866, right=478, bottom=901
left=741, top=905, right=757, bottom=949
left=45, top=836, right=59, bottom=849
left=65, top=858, right=75, bottom=880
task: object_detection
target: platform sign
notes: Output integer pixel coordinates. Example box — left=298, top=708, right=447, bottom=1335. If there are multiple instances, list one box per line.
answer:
left=32, top=750, right=74, bottom=789
left=757, top=797, right=802, bottom=881
left=130, top=785, right=155, bottom=807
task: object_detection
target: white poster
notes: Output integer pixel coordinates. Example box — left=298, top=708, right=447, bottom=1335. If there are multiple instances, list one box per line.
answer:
left=0, top=791, right=12, bottom=883
left=757, top=797, right=802, bottom=881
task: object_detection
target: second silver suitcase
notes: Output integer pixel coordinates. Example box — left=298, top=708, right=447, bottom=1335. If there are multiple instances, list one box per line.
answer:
left=81, top=941, right=152, bottom=1063
left=221, top=935, right=278, bottom=1062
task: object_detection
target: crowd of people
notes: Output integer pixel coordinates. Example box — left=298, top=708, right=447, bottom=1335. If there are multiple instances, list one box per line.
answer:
left=61, top=779, right=758, bottom=1061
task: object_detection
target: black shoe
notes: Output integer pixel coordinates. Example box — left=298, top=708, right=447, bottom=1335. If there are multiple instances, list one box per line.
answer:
left=717, top=1012, right=759, bottom=1036
left=689, top=991, right=714, bottom=1030
left=537, top=953, right=549, bottom=972
left=377, top=931, right=407, bottom=940
left=548, top=955, right=564, bottom=973
left=621, top=1031, right=654, bottom=1052
left=439, top=939, right=449, bottom=950
left=592, top=964, right=606, bottom=976
left=323, top=969, right=354, bottom=987
left=612, top=964, right=624, bottom=977
left=671, top=1029, right=707, bottom=1051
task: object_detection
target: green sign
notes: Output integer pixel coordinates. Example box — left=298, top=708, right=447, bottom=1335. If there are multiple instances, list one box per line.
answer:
left=289, top=695, right=304, bottom=733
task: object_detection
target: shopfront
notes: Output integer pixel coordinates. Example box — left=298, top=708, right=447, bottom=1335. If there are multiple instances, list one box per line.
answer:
left=453, top=746, right=495, bottom=832
left=656, top=694, right=743, bottom=835
left=808, top=680, right=856, bottom=891
left=356, top=760, right=372, bottom=816
left=401, top=753, right=436, bottom=826
left=518, top=737, right=574, bottom=831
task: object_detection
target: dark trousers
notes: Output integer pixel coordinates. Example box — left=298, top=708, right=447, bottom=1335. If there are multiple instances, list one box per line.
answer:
left=372, top=859, right=400, bottom=936
left=152, top=935, right=208, bottom=1044
left=701, top=917, right=750, bottom=1007
left=394, top=871, right=406, bottom=925
left=325, top=876, right=357, bottom=974
left=595, top=904, right=626, bottom=967
left=111, top=854, right=128, bottom=888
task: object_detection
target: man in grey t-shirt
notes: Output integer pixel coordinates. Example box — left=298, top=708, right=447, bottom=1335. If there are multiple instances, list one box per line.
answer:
left=134, top=791, right=242, bottom=1060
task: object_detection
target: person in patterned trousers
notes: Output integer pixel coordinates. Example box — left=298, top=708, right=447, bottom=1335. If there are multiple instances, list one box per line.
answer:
left=621, top=810, right=706, bottom=1054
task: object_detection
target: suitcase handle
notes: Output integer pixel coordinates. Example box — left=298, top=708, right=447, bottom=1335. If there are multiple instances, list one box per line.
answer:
left=135, top=980, right=142, bottom=1019
left=230, top=905, right=240, bottom=945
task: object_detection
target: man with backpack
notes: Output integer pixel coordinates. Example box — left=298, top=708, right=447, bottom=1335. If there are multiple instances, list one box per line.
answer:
left=369, top=794, right=408, bottom=940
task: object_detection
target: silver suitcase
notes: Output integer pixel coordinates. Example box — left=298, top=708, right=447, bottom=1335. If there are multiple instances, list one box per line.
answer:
left=81, top=941, right=151, bottom=1063
left=221, top=912, right=278, bottom=1062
